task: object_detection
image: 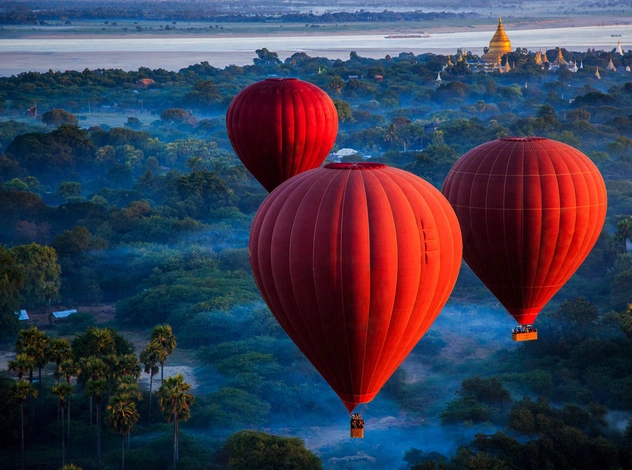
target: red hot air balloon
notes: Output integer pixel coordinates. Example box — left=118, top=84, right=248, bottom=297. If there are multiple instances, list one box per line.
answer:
left=250, top=162, right=462, bottom=417
left=442, top=137, right=607, bottom=340
left=226, top=78, right=338, bottom=192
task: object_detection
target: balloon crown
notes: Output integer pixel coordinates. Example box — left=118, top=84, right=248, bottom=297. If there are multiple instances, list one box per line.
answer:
left=500, top=136, right=547, bottom=142
left=325, top=162, right=386, bottom=170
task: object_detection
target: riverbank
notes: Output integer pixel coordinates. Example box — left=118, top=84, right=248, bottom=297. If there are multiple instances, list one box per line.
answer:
left=1, top=16, right=630, bottom=76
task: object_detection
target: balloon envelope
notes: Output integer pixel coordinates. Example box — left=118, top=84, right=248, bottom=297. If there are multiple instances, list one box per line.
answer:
left=250, top=162, right=462, bottom=411
left=226, top=78, right=338, bottom=192
left=442, top=137, right=607, bottom=325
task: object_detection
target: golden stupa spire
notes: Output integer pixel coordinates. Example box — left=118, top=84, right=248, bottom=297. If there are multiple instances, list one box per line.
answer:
left=482, top=18, right=512, bottom=64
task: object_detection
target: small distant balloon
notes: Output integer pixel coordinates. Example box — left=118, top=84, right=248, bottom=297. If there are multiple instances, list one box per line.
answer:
left=226, top=78, right=338, bottom=192
left=442, top=137, right=607, bottom=326
left=250, top=162, right=462, bottom=412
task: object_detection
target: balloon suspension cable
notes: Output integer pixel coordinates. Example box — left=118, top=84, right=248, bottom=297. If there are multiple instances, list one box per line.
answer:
left=350, top=413, right=365, bottom=439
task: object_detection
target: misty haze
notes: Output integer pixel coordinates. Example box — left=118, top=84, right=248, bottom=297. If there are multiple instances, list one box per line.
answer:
left=1, top=0, right=632, bottom=469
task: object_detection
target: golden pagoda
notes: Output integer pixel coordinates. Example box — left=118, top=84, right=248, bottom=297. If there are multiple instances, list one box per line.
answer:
left=482, top=18, right=512, bottom=64
left=535, top=50, right=543, bottom=65
left=553, top=47, right=567, bottom=66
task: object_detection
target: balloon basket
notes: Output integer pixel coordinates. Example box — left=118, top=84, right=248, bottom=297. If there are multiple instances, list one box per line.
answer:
left=512, top=326, right=538, bottom=342
left=350, top=413, right=364, bottom=438
left=350, top=428, right=364, bottom=439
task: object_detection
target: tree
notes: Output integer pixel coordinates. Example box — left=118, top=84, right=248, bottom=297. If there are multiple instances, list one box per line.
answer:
left=80, top=357, right=108, bottom=426
left=220, top=430, right=322, bottom=470
left=41, top=109, right=78, bottom=127
left=51, top=383, right=73, bottom=467
left=329, top=76, right=345, bottom=94
left=124, top=117, right=142, bottom=129
left=10, top=243, right=61, bottom=309
left=10, top=380, right=37, bottom=470
left=59, top=359, right=81, bottom=449
left=115, top=354, right=141, bottom=381
left=384, top=123, right=401, bottom=148
left=48, top=338, right=73, bottom=384
left=72, top=326, right=133, bottom=360
left=332, top=99, right=353, bottom=122
left=140, top=341, right=163, bottom=424
left=253, top=48, right=281, bottom=66
left=8, top=353, right=34, bottom=381
left=57, top=181, right=82, bottom=201
left=106, top=396, right=140, bottom=470
left=16, top=326, right=48, bottom=404
left=157, top=374, right=195, bottom=469
left=150, top=325, right=177, bottom=385
left=615, top=217, right=632, bottom=253
left=86, top=378, right=107, bottom=470
left=622, top=304, right=632, bottom=340
left=0, top=246, right=24, bottom=340
left=160, top=108, right=189, bottom=124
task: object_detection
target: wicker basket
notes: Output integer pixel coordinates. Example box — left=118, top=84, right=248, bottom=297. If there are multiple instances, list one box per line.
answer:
left=350, top=427, right=364, bottom=439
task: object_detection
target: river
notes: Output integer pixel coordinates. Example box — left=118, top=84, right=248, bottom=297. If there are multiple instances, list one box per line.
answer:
left=0, top=24, right=630, bottom=76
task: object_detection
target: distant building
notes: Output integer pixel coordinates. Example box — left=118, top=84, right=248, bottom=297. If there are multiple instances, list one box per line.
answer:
left=482, top=18, right=512, bottom=65
left=15, top=310, right=29, bottom=321
left=136, top=78, right=155, bottom=88
left=52, top=309, right=77, bottom=323
left=330, top=148, right=359, bottom=162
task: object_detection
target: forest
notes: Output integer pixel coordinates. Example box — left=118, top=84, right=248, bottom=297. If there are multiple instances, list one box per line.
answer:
left=1, top=44, right=632, bottom=469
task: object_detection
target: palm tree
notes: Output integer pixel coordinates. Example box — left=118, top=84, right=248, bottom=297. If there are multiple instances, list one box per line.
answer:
left=113, top=375, right=142, bottom=450
left=106, top=397, right=140, bottom=470
left=10, top=379, right=37, bottom=470
left=51, top=383, right=73, bottom=467
left=157, top=374, right=195, bottom=470
left=80, top=357, right=107, bottom=426
left=383, top=123, right=401, bottom=149
left=60, top=359, right=81, bottom=448
left=87, top=327, right=116, bottom=355
left=16, top=326, right=48, bottom=405
left=150, top=325, right=177, bottom=385
left=140, top=342, right=162, bottom=424
left=86, top=378, right=107, bottom=470
left=116, top=354, right=141, bottom=380
left=115, top=375, right=142, bottom=403
left=8, top=353, right=35, bottom=381
left=48, top=338, right=73, bottom=384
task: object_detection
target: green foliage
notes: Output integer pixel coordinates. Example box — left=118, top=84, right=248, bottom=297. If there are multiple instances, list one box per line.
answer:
left=219, top=430, right=322, bottom=470
left=41, top=109, right=78, bottom=127
left=72, top=326, right=134, bottom=360
left=190, top=388, right=270, bottom=429
left=10, top=243, right=60, bottom=308
left=2, top=44, right=632, bottom=470
left=160, top=108, right=189, bottom=123
left=440, top=376, right=511, bottom=425
left=0, top=246, right=24, bottom=340
left=332, top=98, right=353, bottom=122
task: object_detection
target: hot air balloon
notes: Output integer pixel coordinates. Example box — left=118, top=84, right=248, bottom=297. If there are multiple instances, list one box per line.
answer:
left=442, top=137, right=607, bottom=341
left=249, top=162, right=462, bottom=434
left=226, top=78, right=338, bottom=192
